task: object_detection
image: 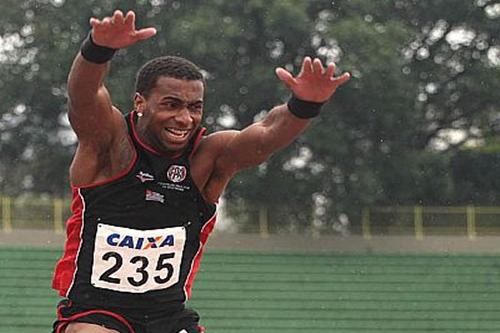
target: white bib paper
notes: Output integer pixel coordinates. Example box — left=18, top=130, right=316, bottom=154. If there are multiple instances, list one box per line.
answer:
left=91, top=223, right=186, bottom=293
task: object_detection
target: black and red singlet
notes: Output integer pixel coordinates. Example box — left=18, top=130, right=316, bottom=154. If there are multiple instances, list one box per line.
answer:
left=52, top=111, right=217, bottom=310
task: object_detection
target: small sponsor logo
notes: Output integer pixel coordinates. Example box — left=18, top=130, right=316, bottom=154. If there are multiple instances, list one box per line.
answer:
left=136, top=171, right=155, bottom=183
left=106, top=233, right=175, bottom=249
left=166, top=165, right=187, bottom=183
left=158, top=182, right=190, bottom=192
left=145, top=189, right=165, bottom=203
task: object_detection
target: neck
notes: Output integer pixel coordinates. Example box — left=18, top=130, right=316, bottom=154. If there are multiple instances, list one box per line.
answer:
left=133, top=114, right=184, bottom=158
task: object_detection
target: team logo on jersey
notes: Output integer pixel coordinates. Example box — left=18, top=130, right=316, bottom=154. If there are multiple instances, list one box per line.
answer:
left=136, top=171, right=154, bottom=183
left=166, top=165, right=187, bottom=183
left=145, top=189, right=165, bottom=203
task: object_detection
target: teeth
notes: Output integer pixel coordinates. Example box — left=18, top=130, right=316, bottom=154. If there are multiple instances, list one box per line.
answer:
left=166, top=128, right=189, bottom=138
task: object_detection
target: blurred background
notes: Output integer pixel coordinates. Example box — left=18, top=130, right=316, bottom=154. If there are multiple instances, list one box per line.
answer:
left=0, top=0, right=499, bottom=332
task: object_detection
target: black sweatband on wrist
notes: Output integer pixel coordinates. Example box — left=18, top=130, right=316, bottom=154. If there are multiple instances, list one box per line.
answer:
left=80, top=32, right=116, bottom=64
left=287, top=96, right=324, bottom=119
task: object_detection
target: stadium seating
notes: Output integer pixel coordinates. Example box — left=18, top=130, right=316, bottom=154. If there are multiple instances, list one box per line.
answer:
left=0, top=247, right=499, bottom=332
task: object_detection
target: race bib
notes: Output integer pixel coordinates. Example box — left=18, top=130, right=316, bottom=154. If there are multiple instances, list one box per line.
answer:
left=91, top=223, right=186, bottom=293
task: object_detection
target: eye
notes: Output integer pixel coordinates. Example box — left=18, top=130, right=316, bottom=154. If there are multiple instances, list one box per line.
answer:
left=189, top=103, right=203, bottom=113
left=162, top=100, right=181, bottom=110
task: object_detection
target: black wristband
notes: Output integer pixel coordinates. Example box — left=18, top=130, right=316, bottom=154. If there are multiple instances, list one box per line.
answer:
left=80, top=32, right=116, bottom=64
left=287, top=96, right=324, bottom=119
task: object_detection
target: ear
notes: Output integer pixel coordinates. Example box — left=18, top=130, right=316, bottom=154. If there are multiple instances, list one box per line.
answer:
left=134, top=93, right=146, bottom=114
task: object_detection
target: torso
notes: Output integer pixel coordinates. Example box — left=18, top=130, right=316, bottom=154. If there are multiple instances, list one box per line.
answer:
left=53, top=112, right=217, bottom=310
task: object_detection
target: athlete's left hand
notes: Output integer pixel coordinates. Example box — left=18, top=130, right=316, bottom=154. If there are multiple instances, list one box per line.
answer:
left=275, top=57, right=350, bottom=103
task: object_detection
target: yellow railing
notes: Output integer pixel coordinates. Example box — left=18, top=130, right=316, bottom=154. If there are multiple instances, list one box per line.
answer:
left=1, top=196, right=12, bottom=233
left=1, top=195, right=500, bottom=240
left=362, top=205, right=500, bottom=240
left=0, top=195, right=68, bottom=234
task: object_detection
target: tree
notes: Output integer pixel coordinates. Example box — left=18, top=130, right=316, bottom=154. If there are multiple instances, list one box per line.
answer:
left=451, top=137, right=500, bottom=204
left=301, top=0, right=500, bottom=228
left=1, top=0, right=499, bottom=232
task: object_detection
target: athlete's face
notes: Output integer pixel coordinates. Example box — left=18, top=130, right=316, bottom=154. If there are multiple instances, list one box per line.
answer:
left=135, top=76, right=204, bottom=156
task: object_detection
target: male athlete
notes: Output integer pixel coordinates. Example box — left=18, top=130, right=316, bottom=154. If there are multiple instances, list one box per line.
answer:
left=51, top=9, right=350, bottom=333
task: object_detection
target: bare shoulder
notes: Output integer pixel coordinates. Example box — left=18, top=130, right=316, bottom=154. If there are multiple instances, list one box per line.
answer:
left=190, top=130, right=239, bottom=198
left=191, top=130, right=239, bottom=170
left=198, top=130, right=239, bottom=152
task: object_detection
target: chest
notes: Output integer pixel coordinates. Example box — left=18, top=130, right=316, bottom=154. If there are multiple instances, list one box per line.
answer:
left=80, top=154, right=210, bottom=230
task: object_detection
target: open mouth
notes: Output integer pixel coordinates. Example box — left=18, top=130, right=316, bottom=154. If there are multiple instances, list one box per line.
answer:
left=165, top=127, right=190, bottom=141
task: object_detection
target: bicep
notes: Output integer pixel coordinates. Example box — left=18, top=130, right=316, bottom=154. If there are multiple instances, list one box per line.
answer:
left=198, top=128, right=271, bottom=203
left=199, top=122, right=287, bottom=202
left=212, top=126, right=269, bottom=176
left=222, top=106, right=310, bottom=170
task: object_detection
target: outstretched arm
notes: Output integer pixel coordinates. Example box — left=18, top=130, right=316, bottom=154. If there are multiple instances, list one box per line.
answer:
left=200, top=57, right=349, bottom=202
left=215, top=57, right=350, bottom=172
left=67, top=10, right=156, bottom=144
left=67, top=10, right=156, bottom=186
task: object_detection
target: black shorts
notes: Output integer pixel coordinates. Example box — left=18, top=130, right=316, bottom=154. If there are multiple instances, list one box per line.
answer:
left=53, top=299, right=204, bottom=333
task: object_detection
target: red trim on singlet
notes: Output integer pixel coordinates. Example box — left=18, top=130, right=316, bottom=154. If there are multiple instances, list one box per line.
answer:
left=55, top=306, right=136, bottom=333
left=189, top=127, right=207, bottom=159
left=52, top=188, right=85, bottom=297
left=129, top=111, right=165, bottom=156
left=184, top=212, right=217, bottom=299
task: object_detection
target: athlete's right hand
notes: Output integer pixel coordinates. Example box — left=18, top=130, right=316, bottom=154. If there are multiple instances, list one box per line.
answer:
left=89, top=10, right=157, bottom=49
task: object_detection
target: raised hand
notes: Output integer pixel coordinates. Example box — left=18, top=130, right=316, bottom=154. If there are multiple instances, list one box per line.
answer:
left=90, top=10, right=157, bottom=49
left=275, top=57, right=350, bottom=103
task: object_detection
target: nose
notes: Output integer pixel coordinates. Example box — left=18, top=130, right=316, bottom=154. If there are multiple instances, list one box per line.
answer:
left=175, top=107, right=193, bottom=127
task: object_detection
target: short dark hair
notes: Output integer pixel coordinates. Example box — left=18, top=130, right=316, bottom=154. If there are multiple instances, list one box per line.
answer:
left=135, top=56, right=204, bottom=97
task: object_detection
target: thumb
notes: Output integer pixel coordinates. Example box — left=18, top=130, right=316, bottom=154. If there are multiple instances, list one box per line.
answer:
left=89, top=17, right=100, bottom=28
left=275, top=67, right=296, bottom=90
left=134, top=27, right=157, bottom=41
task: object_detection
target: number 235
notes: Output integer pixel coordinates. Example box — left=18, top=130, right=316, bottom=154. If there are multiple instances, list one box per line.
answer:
left=99, top=252, right=175, bottom=287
